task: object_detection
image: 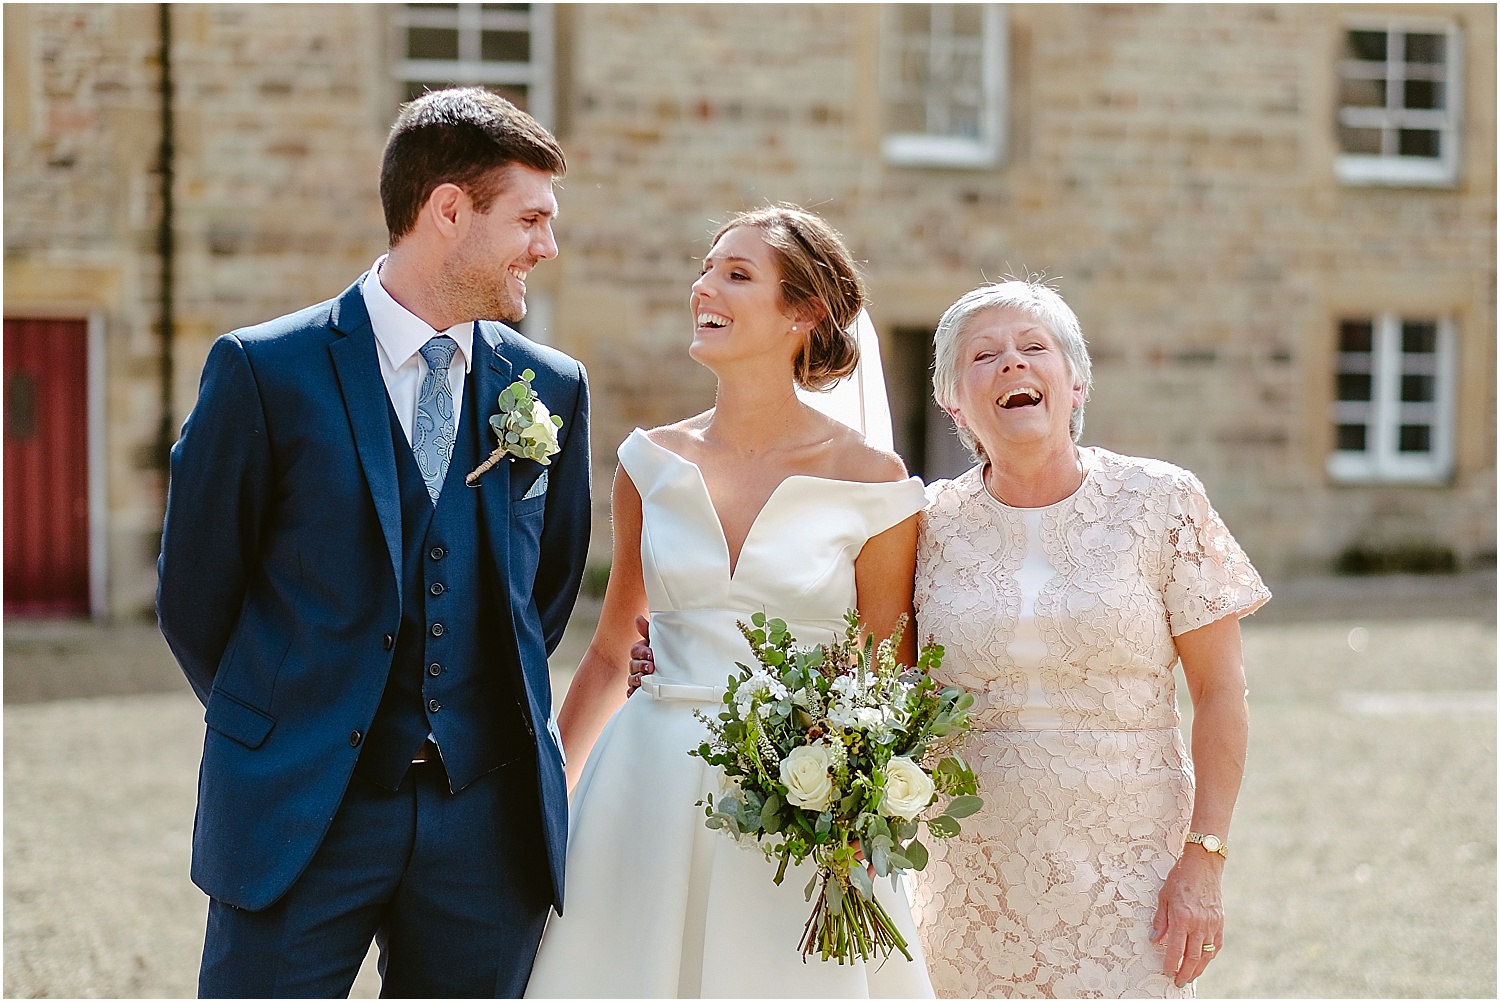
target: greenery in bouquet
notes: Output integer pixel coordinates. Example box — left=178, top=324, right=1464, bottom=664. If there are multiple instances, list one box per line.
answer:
left=691, top=610, right=981, bottom=965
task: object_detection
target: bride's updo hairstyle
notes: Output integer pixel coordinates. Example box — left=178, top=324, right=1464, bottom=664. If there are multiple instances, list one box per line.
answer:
left=711, top=205, right=865, bottom=392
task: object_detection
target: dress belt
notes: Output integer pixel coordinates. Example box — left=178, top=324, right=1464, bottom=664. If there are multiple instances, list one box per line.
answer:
left=639, top=676, right=727, bottom=703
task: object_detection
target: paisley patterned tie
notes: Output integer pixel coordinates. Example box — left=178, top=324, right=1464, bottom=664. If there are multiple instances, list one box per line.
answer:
left=413, top=335, right=459, bottom=503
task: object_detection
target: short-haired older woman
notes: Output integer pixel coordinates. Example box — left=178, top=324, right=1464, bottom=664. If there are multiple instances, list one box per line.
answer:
left=908, top=280, right=1268, bottom=998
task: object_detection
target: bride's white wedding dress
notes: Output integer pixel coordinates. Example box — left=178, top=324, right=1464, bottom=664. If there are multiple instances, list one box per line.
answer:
left=525, top=430, right=935, bottom=999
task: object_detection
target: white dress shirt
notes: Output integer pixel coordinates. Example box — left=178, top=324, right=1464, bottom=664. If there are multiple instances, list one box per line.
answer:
left=361, top=255, right=473, bottom=448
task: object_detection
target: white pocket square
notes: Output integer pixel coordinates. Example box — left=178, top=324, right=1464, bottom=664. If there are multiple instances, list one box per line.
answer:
left=521, top=469, right=548, bottom=500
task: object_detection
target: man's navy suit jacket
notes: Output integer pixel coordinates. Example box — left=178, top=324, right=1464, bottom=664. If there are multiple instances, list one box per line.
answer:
left=157, top=277, right=589, bottom=913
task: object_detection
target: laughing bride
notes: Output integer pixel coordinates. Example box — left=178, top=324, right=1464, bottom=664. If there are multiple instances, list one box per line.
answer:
left=523, top=205, right=934, bottom=998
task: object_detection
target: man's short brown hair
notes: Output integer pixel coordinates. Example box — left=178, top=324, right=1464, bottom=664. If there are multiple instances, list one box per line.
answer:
left=380, top=87, right=566, bottom=242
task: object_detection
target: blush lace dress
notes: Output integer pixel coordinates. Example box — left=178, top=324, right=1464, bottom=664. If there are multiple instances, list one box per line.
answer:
left=908, top=448, right=1268, bottom=999
left=525, top=430, right=935, bottom=998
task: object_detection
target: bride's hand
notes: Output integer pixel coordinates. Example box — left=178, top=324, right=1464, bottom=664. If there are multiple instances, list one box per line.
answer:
left=627, top=615, right=655, bottom=697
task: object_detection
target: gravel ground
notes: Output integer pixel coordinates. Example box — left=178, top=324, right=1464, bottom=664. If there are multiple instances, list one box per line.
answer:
left=4, top=574, right=1494, bottom=998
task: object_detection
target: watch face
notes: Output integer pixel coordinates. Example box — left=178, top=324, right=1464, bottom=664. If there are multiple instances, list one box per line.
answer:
left=1202, top=835, right=1222, bottom=853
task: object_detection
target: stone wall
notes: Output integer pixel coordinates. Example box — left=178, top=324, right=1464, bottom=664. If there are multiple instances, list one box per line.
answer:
left=5, top=3, right=1494, bottom=616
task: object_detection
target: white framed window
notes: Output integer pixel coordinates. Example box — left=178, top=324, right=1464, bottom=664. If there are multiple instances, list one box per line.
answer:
left=393, top=3, right=554, bottom=127
left=881, top=4, right=1007, bottom=169
left=1335, top=18, right=1461, bottom=187
left=1328, top=314, right=1457, bottom=483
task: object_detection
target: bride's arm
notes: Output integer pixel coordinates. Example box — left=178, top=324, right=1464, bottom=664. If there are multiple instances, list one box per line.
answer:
left=556, top=464, right=648, bottom=790
left=852, top=512, right=919, bottom=666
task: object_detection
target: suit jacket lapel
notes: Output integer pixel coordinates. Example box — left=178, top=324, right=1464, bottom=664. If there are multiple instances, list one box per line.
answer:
left=328, top=282, right=403, bottom=591
left=473, top=321, right=515, bottom=587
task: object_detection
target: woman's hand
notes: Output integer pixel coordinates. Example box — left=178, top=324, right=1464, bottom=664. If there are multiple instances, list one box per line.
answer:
left=1150, top=846, right=1224, bottom=986
left=1153, top=612, right=1248, bottom=987
left=627, top=615, right=655, bottom=696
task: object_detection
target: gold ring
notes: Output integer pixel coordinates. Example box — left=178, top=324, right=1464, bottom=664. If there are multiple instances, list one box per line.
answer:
left=1202, top=944, right=1217, bottom=953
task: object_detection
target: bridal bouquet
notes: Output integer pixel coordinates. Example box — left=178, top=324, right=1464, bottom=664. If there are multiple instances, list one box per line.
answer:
left=691, top=610, right=980, bottom=965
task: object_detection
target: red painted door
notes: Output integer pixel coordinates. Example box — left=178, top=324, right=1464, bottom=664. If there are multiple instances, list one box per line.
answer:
left=5, top=317, right=91, bottom=616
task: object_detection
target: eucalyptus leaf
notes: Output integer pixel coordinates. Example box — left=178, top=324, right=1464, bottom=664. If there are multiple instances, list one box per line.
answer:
left=946, top=794, right=983, bottom=819
left=825, top=876, right=844, bottom=916
left=926, top=814, right=961, bottom=839
left=904, top=838, right=929, bottom=870
left=848, top=863, right=875, bottom=901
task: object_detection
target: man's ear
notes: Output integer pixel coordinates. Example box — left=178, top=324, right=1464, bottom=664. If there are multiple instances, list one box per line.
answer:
left=423, top=182, right=468, bottom=238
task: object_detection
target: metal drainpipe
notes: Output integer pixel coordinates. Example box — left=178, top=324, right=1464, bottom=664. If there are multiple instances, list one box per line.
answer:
left=155, top=2, right=176, bottom=472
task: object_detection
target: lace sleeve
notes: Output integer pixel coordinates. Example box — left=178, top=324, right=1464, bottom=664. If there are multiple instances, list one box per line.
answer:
left=1162, top=471, right=1270, bottom=636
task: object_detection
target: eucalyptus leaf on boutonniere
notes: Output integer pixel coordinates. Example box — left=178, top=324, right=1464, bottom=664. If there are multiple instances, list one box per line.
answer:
left=465, top=368, right=563, bottom=486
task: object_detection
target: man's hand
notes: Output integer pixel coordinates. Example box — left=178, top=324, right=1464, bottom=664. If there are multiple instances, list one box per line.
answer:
left=626, top=615, right=655, bottom=696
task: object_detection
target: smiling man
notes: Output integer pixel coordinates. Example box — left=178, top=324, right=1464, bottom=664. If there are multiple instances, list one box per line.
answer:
left=158, top=88, right=591, bottom=997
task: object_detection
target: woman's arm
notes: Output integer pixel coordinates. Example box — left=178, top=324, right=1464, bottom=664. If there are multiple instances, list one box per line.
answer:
left=556, top=464, right=649, bottom=790
left=852, top=512, right=920, bottom=666
left=1151, top=612, right=1250, bottom=987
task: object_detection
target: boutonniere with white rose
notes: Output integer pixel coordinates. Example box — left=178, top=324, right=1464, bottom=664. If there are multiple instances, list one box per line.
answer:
left=465, top=368, right=563, bottom=486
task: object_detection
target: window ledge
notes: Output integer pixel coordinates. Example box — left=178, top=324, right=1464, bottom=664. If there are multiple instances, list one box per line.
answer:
left=1336, top=154, right=1459, bottom=188
left=1327, top=453, right=1454, bottom=484
left=882, top=134, right=1001, bottom=170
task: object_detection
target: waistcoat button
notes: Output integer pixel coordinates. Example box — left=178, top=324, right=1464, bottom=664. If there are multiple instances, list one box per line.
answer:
left=430, top=582, right=446, bottom=596
left=349, top=730, right=362, bottom=747
left=382, top=633, right=394, bottom=651
left=428, top=662, right=442, bottom=676
left=429, top=546, right=445, bottom=561
left=431, top=622, right=445, bottom=637
left=428, top=699, right=441, bottom=713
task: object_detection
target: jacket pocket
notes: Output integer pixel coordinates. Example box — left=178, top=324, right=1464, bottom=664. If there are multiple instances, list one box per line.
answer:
left=205, top=689, right=276, bottom=749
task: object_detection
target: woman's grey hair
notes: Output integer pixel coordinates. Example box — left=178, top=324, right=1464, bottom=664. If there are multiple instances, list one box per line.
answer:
left=931, top=279, right=1093, bottom=459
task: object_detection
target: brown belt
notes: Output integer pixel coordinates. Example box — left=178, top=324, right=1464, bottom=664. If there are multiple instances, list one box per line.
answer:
left=411, top=739, right=441, bottom=764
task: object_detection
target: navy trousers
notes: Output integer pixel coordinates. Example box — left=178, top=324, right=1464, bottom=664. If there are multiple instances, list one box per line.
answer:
left=199, top=758, right=550, bottom=998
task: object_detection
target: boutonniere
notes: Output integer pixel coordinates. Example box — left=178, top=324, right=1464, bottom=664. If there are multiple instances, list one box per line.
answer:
left=465, top=368, right=563, bottom=485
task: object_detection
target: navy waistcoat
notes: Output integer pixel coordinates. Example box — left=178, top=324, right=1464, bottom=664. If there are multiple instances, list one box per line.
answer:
left=357, top=373, right=534, bottom=791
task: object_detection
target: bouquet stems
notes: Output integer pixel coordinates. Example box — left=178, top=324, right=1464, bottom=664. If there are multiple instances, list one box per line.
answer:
left=799, top=870, right=912, bottom=965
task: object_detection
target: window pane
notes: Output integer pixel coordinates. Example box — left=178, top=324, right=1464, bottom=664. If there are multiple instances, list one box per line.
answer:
left=1403, top=79, right=1443, bottom=110
left=1338, top=125, right=1384, bottom=155
left=481, top=29, right=530, bottom=62
left=482, top=3, right=531, bottom=10
left=887, top=99, right=925, bottom=134
left=408, top=26, right=459, bottom=60
left=1397, top=129, right=1441, bottom=157
left=1337, top=424, right=1369, bottom=451
left=952, top=4, right=984, bottom=36
left=1339, top=320, right=1374, bottom=353
left=484, top=83, right=529, bottom=110
left=1340, top=77, right=1386, bottom=108
left=1401, top=321, right=1438, bottom=353
left=1398, top=424, right=1432, bottom=452
left=951, top=104, right=981, bottom=139
left=405, top=80, right=451, bottom=102
left=900, top=5, right=933, bottom=33
left=1337, top=373, right=1373, bottom=401
left=1404, top=32, right=1445, bottom=64
left=1345, top=30, right=1388, bottom=61
left=1401, top=374, right=1436, bottom=402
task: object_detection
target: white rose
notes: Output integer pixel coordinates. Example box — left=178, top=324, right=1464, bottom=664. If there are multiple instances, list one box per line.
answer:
left=881, top=756, right=935, bottom=820
left=523, top=400, right=561, bottom=452
left=779, top=742, right=837, bottom=812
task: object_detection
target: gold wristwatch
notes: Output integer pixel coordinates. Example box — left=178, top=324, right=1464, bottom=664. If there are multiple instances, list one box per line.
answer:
left=1186, top=832, right=1228, bottom=858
